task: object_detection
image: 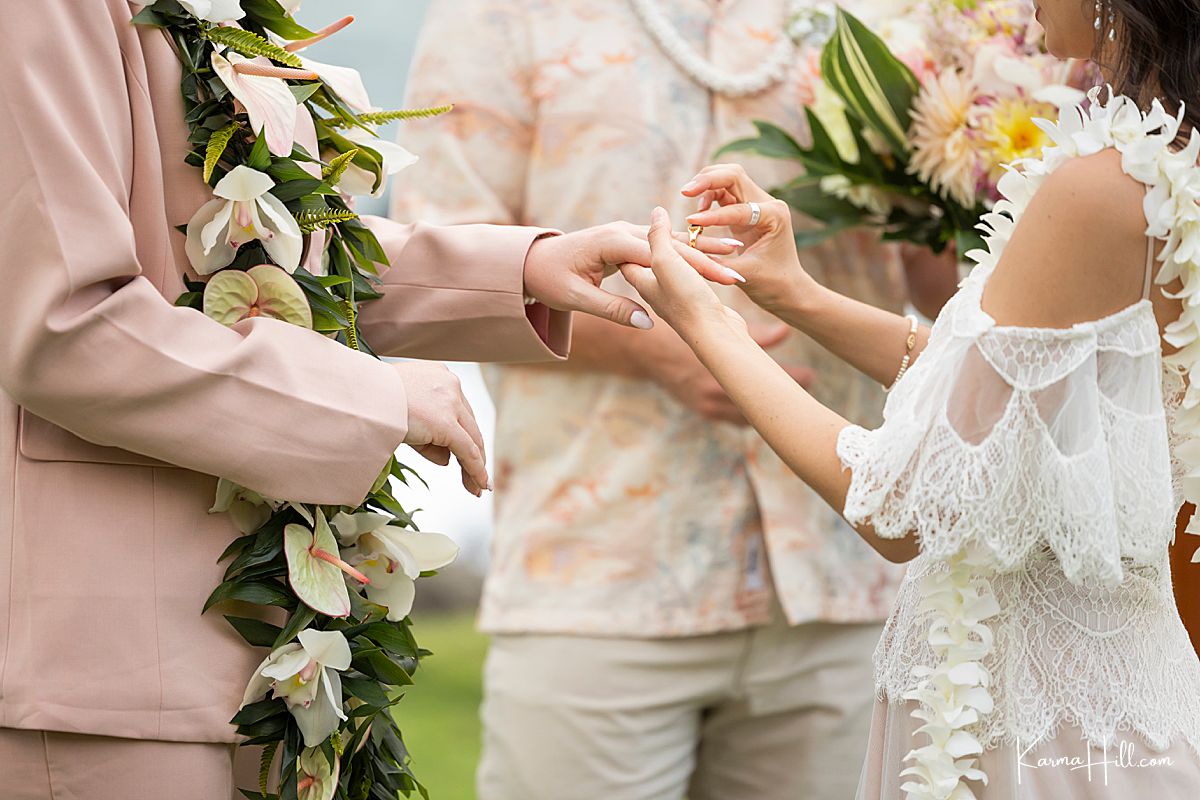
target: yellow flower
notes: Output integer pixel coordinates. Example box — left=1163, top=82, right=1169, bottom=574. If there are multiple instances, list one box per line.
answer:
left=981, top=96, right=1056, bottom=177
left=908, top=70, right=980, bottom=208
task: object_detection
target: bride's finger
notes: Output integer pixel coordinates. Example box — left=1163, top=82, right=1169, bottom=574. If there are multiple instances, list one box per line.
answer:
left=665, top=230, right=740, bottom=254
left=687, top=200, right=782, bottom=230
left=671, top=240, right=746, bottom=285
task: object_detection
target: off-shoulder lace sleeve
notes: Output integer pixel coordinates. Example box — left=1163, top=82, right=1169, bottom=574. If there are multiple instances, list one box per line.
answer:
left=837, top=279, right=1177, bottom=585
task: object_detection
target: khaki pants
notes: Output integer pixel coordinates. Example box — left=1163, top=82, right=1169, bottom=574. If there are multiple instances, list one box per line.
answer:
left=477, top=614, right=882, bottom=800
left=0, top=728, right=246, bottom=800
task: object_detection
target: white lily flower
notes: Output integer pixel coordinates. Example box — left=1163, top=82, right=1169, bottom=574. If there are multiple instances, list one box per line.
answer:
left=332, top=512, right=458, bottom=621
left=185, top=165, right=303, bottom=275
left=242, top=628, right=352, bottom=747
left=335, top=128, right=419, bottom=198
left=178, top=0, right=245, bottom=23
left=279, top=0, right=303, bottom=14
left=212, top=52, right=299, bottom=157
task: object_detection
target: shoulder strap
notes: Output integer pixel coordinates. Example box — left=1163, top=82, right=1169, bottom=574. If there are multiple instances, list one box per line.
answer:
left=1143, top=236, right=1156, bottom=301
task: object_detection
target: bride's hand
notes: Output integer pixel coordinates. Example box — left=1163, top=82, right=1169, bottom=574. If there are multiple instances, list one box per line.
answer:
left=621, top=207, right=747, bottom=340
left=681, top=164, right=817, bottom=315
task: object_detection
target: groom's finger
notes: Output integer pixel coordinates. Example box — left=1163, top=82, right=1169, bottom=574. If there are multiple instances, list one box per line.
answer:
left=413, top=444, right=451, bottom=467
left=572, top=279, right=654, bottom=330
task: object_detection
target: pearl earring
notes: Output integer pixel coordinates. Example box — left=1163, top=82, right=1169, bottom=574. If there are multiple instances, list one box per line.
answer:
left=1094, top=0, right=1116, bottom=41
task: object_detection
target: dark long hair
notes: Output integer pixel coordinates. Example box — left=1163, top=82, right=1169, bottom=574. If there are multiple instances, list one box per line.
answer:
left=1102, top=0, right=1200, bottom=137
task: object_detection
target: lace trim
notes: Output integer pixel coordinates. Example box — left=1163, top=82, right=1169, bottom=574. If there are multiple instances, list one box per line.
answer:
left=874, top=552, right=1200, bottom=756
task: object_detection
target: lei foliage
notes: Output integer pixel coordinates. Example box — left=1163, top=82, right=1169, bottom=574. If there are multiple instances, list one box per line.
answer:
left=133, top=2, right=452, bottom=798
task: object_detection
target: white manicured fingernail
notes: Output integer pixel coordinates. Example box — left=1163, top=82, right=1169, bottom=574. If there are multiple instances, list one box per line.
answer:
left=722, top=268, right=747, bottom=283
left=682, top=180, right=701, bottom=192
left=631, top=310, right=654, bottom=329
left=721, top=238, right=745, bottom=248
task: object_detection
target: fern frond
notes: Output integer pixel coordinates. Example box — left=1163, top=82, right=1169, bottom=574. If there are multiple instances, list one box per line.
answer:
left=203, top=123, right=239, bottom=183
left=322, top=149, right=359, bottom=185
left=203, top=26, right=304, bottom=68
left=294, top=208, right=360, bottom=234
left=259, top=741, right=278, bottom=797
left=326, top=105, right=455, bottom=129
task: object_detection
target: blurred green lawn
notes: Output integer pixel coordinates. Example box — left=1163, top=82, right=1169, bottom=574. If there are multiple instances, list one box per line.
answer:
left=394, top=613, right=489, bottom=800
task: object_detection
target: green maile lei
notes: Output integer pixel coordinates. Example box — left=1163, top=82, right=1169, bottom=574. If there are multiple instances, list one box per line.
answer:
left=133, top=2, right=453, bottom=798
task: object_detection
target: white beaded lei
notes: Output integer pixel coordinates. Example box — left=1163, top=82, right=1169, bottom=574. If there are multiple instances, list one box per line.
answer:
left=628, top=0, right=814, bottom=97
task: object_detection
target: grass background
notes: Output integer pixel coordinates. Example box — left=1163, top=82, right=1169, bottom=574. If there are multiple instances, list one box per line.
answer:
left=394, top=613, right=489, bottom=800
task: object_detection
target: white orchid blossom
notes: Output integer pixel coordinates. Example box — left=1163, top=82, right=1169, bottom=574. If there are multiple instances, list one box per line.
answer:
left=185, top=165, right=304, bottom=275
left=335, top=128, right=419, bottom=197
left=332, top=512, right=459, bottom=621
left=212, top=52, right=300, bottom=157
left=242, top=628, right=352, bottom=747
left=178, top=0, right=245, bottom=23
left=209, top=478, right=278, bottom=534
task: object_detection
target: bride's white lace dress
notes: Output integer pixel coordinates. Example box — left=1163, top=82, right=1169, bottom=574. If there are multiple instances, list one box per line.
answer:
left=839, top=92, right=1200, bottom=798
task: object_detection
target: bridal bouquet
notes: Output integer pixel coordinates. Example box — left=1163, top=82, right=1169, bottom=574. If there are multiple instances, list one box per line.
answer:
left=727, top=2, right=1092, bottom=255
left=133, top=2, right=454, bottom=798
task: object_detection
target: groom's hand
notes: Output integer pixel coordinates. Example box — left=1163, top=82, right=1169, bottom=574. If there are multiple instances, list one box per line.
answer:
left=392, top=361, right=490, bottom=497
left=522, top=222, right=741, bottom=329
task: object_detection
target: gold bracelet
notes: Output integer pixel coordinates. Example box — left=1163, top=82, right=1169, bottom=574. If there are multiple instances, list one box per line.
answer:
left=886, top=314, right=920, bottom=392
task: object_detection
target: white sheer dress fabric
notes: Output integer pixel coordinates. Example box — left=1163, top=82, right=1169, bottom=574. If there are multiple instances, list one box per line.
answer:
left=842, top=253, right=1200, bottom=798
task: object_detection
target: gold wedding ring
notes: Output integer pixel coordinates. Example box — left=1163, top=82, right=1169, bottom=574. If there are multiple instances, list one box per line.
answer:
left=688, top=224, right=704, bottom=249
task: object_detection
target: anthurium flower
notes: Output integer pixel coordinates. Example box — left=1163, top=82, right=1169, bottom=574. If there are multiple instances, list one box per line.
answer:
left=297, top=747, right=339, bottom=800
left=335, top=128, right=418, bottom=198
left=185, top=165, right=304, bottom=275
left=178, top=0, right=245, bottom=23
left=241, top=628, right=352, bottom=747
left=210, top=478, right=278, bottom=533
left=332, top=512, right=458, bottom=621
left=285, top=510, right=369, bottom=618
left=301, top=57, right=377, bottom=114
left=212, top=52, right=299, bottom=157
left=204, top=264, right=313, bottom=329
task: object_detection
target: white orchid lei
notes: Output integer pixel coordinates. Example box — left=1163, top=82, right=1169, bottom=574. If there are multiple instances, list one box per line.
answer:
left=133, top=2, right=456, bottom=798
left=897, top=87, right=1200, bottom=800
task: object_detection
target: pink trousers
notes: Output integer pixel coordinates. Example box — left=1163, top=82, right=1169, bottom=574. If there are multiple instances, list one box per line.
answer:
left=0, top=728, right=264, bottom=800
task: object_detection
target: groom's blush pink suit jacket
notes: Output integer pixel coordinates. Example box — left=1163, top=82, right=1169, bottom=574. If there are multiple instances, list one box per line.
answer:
left=0, top=0, right=570, bottom=743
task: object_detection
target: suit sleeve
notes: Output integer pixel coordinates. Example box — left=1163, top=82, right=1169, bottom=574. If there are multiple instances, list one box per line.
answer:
left=0, top=1, right=408, bottom=506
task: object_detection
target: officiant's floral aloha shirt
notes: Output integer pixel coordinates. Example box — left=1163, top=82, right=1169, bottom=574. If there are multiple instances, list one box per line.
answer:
left=393, top=0, right=909, bottom=637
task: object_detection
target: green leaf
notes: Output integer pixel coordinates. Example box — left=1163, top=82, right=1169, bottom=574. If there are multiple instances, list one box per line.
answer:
left=241, top=0, right=318, bottom=40
left=272, top=606, right=318, bottom=649
left=322, top=148, right=359, bottom=185
left=325, top=105, right=456, bottom=129
left=289, top=83, right=322, bottom=105
left=820, top=9, right=920, bottom=156
left=774, top=177, right=867, bottom=224
left=356, top=650, right=414, bottom=687
left=270, top=178, right=326, bottom=203
left=225, top=616, right=284, bottom=648
left=204, top=122, right=239, bottom=184
left=202, top=25, right=304, bottom=68
left=363, top=622, right=420, bottom=659
left=247, top=131, right=271, bottom=170
left=130, top=7, right=168, bottom=27
left=203, top=579, right=295, bottom=613
left=714, top=120, right=805, bottom=161
left=341, top=676, right=392, bottom=708
left=293, top=208, right=360, bottom=234
left=232, top=698, right=289, bottom=727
